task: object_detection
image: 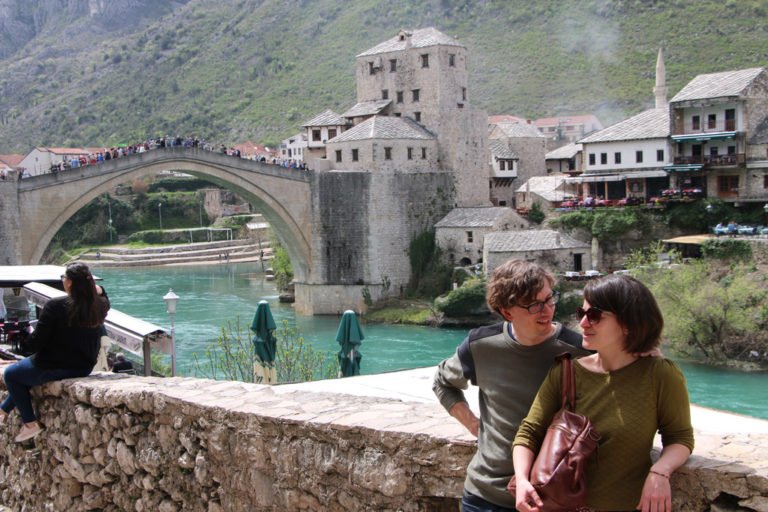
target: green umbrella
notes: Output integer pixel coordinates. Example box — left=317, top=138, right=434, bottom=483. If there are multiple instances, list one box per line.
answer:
left=250, top=300, right=277, bottom=384
left=336, top=310, right=364, bottom=377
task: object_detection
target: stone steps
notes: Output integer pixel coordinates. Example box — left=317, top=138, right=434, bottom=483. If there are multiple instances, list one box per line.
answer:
left=76, top=239, right=272, bottom=267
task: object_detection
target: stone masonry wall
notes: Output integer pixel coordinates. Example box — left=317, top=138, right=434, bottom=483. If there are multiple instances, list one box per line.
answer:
left=0, top=177, right=21, bottom=265
left=0, top=374, right=473, bottom=512
left=0, top=373, right=767, bottom=511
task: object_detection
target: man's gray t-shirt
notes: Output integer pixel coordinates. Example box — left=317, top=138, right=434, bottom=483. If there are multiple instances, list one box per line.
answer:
left=433, top=321, right=587, bottom=508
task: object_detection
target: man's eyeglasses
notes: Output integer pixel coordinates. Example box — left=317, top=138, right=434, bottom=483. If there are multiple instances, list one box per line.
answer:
left=576, top=306, right=604, bottom=325
left=518, top=291, right=560, bottom=314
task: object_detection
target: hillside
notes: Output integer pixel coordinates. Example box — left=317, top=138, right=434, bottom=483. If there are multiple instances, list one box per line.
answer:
left=1, top=0, right=767, bottom=152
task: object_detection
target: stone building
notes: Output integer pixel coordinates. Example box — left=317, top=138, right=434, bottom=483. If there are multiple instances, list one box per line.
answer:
left=545, top=142, right=583, bottom=175
left=515, top=175, right=577, bottom=212
left=666, top=67, right=768, bottom=203
left=348, top=27, right=491, bottom=207
left=483, top=229, right=591, bottom=275
left=301, top=110, right=350, bottom=163
left=571, top=50, right=672, bottom=202
left=295, top=28, right=494, bottom=309
left=435, top=207, right=527, bottom=266
left=488, top=122, right=547, bottom=207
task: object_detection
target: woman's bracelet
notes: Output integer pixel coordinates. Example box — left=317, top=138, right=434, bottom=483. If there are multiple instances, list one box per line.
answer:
left=649, top=469, right=670, bottom=479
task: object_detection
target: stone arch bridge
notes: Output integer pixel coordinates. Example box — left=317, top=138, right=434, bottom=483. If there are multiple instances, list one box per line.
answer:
left=0, top=147, right=455, bottom=314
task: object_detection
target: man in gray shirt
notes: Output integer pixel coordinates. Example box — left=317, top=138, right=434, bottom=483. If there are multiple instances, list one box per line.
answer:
left=433, top=259, right=587, bottom=511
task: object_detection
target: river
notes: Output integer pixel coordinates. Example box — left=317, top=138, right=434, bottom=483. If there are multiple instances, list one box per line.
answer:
left=94, top=263, right=768, bottom=420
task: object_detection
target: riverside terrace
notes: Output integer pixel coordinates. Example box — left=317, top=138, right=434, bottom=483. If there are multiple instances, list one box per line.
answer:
left=0, top=368, right=765, bottom=510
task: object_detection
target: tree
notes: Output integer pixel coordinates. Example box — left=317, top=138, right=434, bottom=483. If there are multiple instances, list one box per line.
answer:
left=630, top=257, right=768, bottom=363
left=528, top=202, right=545, bottom=224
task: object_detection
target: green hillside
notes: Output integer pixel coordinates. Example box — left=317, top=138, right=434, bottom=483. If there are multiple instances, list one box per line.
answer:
left=1, top=0, right=767, bottom=152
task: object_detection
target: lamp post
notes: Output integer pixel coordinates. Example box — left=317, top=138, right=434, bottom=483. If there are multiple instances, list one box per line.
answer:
left=163, top=288, right=179, bottom=376
left=763, top=203, right=768, bottom=232
left=705, top=203, right=714, bottom=234
left=158, top=202, right=163, bottom=230
left=107, top=194, right=113, bottom=242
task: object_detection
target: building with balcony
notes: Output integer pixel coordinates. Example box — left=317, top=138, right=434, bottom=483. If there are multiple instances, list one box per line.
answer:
left=666, top=67, right=768, bottom=203
left=488, top=122, right=547, bottom=207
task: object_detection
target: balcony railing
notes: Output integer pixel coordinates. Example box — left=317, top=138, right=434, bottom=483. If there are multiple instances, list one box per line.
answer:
left=672, top=119, right=736, bottom=134
left=673, top=153, right=745, bottom=166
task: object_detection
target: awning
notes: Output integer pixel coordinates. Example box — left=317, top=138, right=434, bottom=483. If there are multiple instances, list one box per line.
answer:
left=662, top=235, right=714, bottom=245
left=663, top=164, right=704, bottom=172
left=671, top=131, right=737, bottom=142
left=565, top=174, right=624, bottom=183
left=623, top=170, right=669, bottom=179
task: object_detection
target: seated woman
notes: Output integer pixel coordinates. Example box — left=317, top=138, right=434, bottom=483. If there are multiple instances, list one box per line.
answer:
left=0, top=262, right=110, bottom=442
left=511, top=274, right=693, bottom=512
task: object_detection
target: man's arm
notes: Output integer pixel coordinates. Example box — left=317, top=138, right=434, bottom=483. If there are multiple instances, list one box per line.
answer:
left=433, top=336, right=478, bottom=436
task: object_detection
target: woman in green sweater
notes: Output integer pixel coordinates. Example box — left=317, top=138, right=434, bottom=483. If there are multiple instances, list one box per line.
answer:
left=511, top=274, right=694, bottom=512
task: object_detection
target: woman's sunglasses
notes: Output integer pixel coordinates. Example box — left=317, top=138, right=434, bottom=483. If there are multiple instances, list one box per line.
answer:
left=576, top=306, right=604, bottom=325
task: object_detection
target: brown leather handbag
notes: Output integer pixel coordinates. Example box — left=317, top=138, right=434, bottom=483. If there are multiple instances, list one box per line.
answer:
left=509, top=353, right=601, bottom=512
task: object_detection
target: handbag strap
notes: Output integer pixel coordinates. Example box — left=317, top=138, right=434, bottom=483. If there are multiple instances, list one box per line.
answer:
left=556, top=353, right=576, bottom=411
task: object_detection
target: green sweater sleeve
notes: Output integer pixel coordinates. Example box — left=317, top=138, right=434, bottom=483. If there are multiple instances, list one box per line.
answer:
left=656, top=359, right=695, bottom=452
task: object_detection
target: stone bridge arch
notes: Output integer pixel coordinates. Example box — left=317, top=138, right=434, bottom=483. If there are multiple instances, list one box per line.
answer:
left=15, top=148, right=313, bottom=282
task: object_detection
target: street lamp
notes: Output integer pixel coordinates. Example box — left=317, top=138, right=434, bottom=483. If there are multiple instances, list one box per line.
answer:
left=163, top=288, right=179, bottom=376
left=158, top=202, right=163, bottom=230
left=705, top=203, right=714, bottom=234
left=106, top=194, right=113, bottom=242
left=763, top=203, right=768, bottom=230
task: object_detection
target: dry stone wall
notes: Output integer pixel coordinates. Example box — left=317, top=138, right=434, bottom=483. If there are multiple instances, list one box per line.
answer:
left=0, top=373, right=767, bottom=511
left=0, top=374, right=473, bottom=511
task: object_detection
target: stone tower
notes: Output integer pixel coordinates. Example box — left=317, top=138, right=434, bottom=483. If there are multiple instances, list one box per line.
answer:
left=354, top=28, right=490, bottom=207
left=654, top=48, right=668, bottom=109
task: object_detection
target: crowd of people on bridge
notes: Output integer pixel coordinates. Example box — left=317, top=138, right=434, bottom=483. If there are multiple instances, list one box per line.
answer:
left=13, top=135, right=308, bottom=178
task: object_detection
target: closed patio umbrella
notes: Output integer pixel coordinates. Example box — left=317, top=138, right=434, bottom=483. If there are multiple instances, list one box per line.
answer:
left=335, top=310, right=364, bottom=377
left=250, top=300, right=277, bottom=384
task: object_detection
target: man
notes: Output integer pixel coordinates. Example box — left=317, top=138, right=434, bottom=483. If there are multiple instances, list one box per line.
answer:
left=433, top=259, right=588, bottom=511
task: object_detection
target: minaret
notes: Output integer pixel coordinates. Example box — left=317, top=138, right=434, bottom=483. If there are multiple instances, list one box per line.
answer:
left=653, top=48, right=668, bottom=109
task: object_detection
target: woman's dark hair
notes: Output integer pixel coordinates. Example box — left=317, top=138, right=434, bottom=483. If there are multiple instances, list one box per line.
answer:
left=64, top=262, right=104, bottom=327
left=583, top=274, right=664, bottom=353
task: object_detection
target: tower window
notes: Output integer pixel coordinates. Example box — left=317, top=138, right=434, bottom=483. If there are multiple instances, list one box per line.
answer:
left=449, top=54, right=456, bottom=67
left=382, top=89, right=389, bottom=100
left=412, top=89, right=420, bottom=102
left=335, top=150, right=342, bottom=163
left=389, top=59, right=397, bottom=72
left=352, top=149, right=359, bottom=162
left=384, top=147, right=392, bottom=160
left=421, top=54, right=429, bottom=68
left=396, top=91, right=404, bottom=103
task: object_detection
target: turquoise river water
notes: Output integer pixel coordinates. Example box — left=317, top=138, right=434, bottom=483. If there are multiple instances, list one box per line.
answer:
left=94, top=263, right=767, bottom=420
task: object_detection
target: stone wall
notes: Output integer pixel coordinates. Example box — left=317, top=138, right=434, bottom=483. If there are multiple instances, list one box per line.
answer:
left=0, top=177, right=21, bottom=265
left=0, top=374, right=473, bottom=512
left=0, top=372, right=767, bottom=511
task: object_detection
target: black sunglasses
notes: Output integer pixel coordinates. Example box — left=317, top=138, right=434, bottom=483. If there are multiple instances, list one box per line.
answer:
left=576, top=306, right=604, bottom=325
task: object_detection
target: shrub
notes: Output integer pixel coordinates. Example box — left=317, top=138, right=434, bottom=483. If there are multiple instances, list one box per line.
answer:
left=701, top=238, right=752, bottom=261
left=434, top=279, right=487, bottom=317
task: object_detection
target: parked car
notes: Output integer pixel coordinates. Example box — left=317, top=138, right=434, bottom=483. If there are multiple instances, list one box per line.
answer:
left=559, top=199, right=579, bottom=208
